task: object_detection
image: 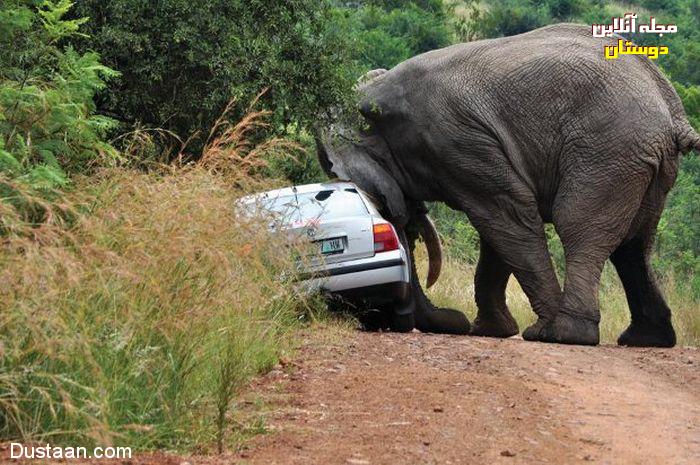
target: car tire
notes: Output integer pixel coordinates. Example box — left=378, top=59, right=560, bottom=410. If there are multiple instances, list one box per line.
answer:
left=358, top=309, right=391, bottom=331
left=390, top=311, right=415, bottom=333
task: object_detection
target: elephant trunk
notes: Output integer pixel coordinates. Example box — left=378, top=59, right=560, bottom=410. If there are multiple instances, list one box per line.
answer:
left=416, top=213, right=442, bottom=288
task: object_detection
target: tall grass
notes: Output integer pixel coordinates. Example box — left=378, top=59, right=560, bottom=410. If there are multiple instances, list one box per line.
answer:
left=0, top=104, right=324, bottom=451
left=418, top=248, right=700, bottom=346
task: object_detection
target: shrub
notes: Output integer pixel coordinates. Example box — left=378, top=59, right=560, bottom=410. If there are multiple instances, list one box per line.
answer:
left=0, top=0, right=119, bottom=189
left=69, top=0, right=356, bottom=158
left=337, top=1, right=454, bottom=71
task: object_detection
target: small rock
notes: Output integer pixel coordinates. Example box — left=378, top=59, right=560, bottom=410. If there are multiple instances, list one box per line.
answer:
left=346, top=459, right=370, bottom=465
left=433, top=407, right=444, bottom=413
left=423, top=441, right=431, bottom=446
left=500, top=450, right=516, bottom=457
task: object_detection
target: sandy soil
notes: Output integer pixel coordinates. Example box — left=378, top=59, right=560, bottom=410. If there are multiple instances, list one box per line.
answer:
left=3, top=330, right=698, bottom=465
left=239, top=331, right=699, bottom=465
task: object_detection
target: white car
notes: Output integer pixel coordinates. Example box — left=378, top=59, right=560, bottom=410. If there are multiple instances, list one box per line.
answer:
left=237, top=181, right=413, bottom=330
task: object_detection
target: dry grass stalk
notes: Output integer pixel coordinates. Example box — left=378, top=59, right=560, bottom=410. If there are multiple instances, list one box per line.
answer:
left=0, top=102, right=325, bottom=451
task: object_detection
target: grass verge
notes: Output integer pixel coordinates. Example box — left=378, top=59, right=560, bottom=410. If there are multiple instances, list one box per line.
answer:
left=0, top=167, right=325, bottom=451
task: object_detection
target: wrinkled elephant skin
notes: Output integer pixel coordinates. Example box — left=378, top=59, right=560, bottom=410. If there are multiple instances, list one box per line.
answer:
left=317, top=24, right=700, bottom=346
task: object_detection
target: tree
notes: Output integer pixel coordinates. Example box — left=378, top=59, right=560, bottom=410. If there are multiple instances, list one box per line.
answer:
left=338, top=1, right=454, bottom=71
left=70, top=0, right=356, bottom=158
left=0, top=0, right=118, bottom=188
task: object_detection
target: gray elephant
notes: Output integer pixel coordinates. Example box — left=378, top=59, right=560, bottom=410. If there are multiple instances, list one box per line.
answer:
left=316, top=24, right=700, bottom=347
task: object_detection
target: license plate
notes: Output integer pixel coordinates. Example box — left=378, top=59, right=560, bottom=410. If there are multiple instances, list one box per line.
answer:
left=320, top=237, right=344, bottom=254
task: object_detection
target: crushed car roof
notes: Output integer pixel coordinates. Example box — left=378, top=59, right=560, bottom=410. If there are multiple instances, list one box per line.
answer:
left=238, top=181, right=357, bottom=204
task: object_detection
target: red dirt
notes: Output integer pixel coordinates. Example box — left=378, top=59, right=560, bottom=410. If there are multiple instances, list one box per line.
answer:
left=235, top=331, right=699, bottom=465
left=4, top=330, right=699, bottom=464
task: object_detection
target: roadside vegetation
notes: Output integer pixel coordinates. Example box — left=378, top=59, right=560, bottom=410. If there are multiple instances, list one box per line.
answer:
left=1, top=167, right=326, bottom=450
left=0, top=0, right=698, bottom=453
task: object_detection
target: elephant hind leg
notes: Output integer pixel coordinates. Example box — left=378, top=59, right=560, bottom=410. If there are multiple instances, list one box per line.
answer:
left=545, top=158, right=654, bottom=345
left=471, top=240, right=519, bottom=338
left=611, top=237, right=676, bottom=347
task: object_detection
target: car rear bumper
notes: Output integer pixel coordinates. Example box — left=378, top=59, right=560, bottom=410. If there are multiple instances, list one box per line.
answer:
left=330, top=280, right=411, bottom=311
left=297, top=249, right=409, bottom=294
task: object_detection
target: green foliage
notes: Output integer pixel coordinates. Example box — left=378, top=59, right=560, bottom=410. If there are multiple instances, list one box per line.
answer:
left=264, top=134, right=327, bottom=185
left=465, top=0, right=589, bottom=39
left=0, top=169, right=327, bottom=449
left=675, top=83, right=700, bottom=130
left=37, top=0, right=87, bottom=42
left=69, top=0, right=356, bottom=158
left=337, top=0, right=455, bottom=71
left=429, top=202, right=480, bottom=263
left=0, top=0, right=118, bottom=191
left=471, top=0, right=550, bottom=38
left=656, top=154, right=700, bottom=296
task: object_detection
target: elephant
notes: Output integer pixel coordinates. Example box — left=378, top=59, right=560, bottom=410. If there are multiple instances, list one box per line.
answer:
left=316, top=24, right=700, bottom=347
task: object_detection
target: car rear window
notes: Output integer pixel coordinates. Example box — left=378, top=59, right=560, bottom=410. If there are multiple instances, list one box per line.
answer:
left=264, top=189, right=368, bottom=222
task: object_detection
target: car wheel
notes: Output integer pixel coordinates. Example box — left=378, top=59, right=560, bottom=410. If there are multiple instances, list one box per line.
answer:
left=389, top=311, right=415, bottom=333
left=358, top=308, right=391, bottom=331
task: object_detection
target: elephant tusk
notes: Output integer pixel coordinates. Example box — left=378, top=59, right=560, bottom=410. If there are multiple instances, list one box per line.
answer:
left=417, top=213, right=442, bottom=289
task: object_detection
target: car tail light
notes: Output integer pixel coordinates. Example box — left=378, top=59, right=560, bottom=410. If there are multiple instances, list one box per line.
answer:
left=373, top=222, right=399, bottom=252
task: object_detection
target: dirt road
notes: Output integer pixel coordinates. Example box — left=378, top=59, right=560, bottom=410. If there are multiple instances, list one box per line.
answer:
left=238, top=330, right=699, bottom=465
left=5, top=329, right=696, bottom=465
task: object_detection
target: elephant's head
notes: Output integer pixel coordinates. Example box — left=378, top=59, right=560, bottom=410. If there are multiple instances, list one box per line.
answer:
left=315, top=69, right=443, bottom=289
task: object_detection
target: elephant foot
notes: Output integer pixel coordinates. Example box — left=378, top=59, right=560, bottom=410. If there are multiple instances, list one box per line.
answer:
left=522, top=318, right=549, bottom=341
left=470, top=314, right=519, bottom=338
left=618, top=321, right=676, bottom=347
left=416, top=308, right=470, bottom=335
left=524, top=313, right=599, bottom=345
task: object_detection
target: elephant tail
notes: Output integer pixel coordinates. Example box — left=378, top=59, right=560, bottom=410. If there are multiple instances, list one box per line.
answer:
left=675, top=119, right=700, bottom=155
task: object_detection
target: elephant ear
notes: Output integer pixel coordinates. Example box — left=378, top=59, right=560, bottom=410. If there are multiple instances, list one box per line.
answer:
left=358, top=98, right=384, bottom=122
left=316, top=131, right=409, bottom=227
left=357, top=68, right=387, bottom=87
left=357, top=69, right=388, bottom=122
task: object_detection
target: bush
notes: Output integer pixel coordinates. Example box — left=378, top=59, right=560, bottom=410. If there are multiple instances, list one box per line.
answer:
left=656, top=154, right=700, bottom=297
left=0, top=0, right=118, bottom=189
left=0, top=102, right=327, bottom=449
left=339, top=1, right=454, bottom=70
left=70, top=0, right=356, bottom=158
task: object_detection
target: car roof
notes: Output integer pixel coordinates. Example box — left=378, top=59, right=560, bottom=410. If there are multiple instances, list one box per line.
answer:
left=239, top=181, right=359, bottom=203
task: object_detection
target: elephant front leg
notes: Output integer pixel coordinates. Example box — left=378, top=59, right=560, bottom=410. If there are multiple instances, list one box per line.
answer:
left=611, top=237, right=676, bottom=347
left=459, top=194, right=562, bottom=342
left=471, top=240, right=519, bottom=338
